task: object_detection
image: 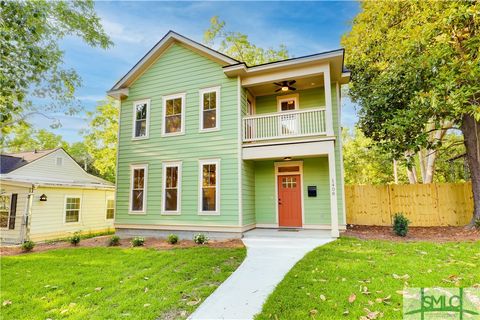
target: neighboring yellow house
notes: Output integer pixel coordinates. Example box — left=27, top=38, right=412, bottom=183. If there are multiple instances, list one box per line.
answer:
left=0, top=148, right=115, bottom=244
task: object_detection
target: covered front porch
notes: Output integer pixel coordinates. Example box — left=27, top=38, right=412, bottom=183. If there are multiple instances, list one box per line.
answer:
left=241, top=142, right=344, bottom=238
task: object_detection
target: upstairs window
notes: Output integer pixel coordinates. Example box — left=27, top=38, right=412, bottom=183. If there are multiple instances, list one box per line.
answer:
left=163, top=93, right=185, bottom=135
left=199, top=87, right=220, bottom=131
left=130, top=164, right=147, bottom=213
left=199, top=159, right=220, bottom=214
left=106, top=198, right=115, bottom=220
left=133, top=100, right=150, bottom=139
left=162, top=162, right=181, bottom=214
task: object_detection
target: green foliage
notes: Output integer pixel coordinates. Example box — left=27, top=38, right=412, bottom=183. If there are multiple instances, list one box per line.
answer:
left=108, top=235, right=120, bottom=246
left=0, top=0, right=112, bottom=134
left=1, top=247, right=246, bottom=319
left=21, top=240, right=35, bottom=252
left=474, top=218, right=480, bottom=230
left=131, top=236, right=145, bottom=247
left=83, top=98, right=119, bottom=182
left=167, top=234, right=179, bottom=245
left=393, top=213, right=410, bottom=237
left=256, top=238, right=480, bottom=319
left=342, top=127, right=395, bottom=184
left=69, top=233, right=81, bottom=246
left=193, top=234, right=209, bottom=245
left=341, top=1, right=480, bottom=161
left=204, top=16, right=289, bottom=66
left=3, top=126, right=68, bottom=152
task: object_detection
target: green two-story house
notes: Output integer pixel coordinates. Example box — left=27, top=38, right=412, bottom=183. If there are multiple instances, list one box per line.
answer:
left=108, top=31, right=350, bottom=238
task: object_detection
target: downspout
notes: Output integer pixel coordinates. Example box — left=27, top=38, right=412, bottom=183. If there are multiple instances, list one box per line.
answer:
left=21, top=184, right=36, bottom=243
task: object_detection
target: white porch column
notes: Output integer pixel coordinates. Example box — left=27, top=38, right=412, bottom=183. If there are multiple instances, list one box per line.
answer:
left=323, top=64, right=334, bottom=136
left=327, top=143, right=339, bottom=238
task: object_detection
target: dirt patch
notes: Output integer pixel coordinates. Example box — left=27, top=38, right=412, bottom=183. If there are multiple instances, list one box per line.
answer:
left=0, top=236, right=244, bottom=256
left=342, top=225, right=480, bottom=242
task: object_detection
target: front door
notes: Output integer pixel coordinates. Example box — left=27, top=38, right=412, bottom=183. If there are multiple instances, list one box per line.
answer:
left=277, top=174, right=302, bottom=227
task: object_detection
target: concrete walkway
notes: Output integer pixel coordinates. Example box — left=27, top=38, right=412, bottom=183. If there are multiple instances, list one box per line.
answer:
left=189, top=229, right=333, bottom=320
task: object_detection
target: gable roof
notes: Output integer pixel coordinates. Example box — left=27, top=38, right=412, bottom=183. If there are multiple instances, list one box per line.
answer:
left=108, top=30, right=240, bottom=93
left=0, top=149, right=58, bottom=174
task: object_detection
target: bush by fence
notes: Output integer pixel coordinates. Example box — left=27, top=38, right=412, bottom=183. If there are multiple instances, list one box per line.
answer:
left=345, top=182, right=473, bottom=226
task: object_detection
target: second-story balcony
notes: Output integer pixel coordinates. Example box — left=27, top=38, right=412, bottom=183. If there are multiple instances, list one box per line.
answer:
left=242, top=107, right=327, bottom=142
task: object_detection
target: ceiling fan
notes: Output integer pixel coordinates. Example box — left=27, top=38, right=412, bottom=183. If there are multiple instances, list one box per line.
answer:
left=274, top=80, right=296, bottom=92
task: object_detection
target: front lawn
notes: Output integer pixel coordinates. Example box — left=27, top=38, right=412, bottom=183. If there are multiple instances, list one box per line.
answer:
left=1, top=246, right=246, bottom=319
left=256, top=237, right=480, bottom=319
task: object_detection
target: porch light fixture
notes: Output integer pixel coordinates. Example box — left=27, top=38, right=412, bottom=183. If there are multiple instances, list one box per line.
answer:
left=39, top=194, right=47, bottom=202
left=283, top=157, right=292, bottom=161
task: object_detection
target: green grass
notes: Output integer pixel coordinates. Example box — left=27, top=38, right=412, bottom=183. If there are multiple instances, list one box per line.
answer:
left=1, top=246, right=246, bottom=320
left=256, top=237, right=480, bottom=320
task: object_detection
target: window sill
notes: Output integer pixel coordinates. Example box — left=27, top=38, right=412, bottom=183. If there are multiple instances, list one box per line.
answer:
left=199, top=128, right=220, bottom=133
left=161, top=211, right=181, bottom=216
left=161, top=132, right=185, bottom=137
left=128, top=211, right=146, bottom=215
left=132, top=136, right=149, bottom=141
left=198, top=211, right=220, bottom=216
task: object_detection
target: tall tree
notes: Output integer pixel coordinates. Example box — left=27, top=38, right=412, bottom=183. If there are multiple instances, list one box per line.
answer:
left=83, top=98, right=118, bottom=182
left=203, top=16, right=289, bottom=65
left=0, top=0, right=112, bottom=135
left=3, top=126, right=67, bottom=152
left=342, top=1, right=480, bottom=224
left=342, top=128, right=396, bottom=185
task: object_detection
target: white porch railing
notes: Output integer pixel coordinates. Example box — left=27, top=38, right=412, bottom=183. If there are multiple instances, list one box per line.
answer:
left=242, top=107, right=327, bottom=142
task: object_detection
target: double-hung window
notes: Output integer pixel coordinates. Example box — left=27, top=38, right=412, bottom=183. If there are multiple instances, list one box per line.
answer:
left=162, top=162, right=181, bottom=214
left=199, top=159, right=220, bottom=214
left=199, top=87, right=220, bottom=131
left=133, top=100, right=150, bottom=139
left=130, top=164, right=147, bottom=213
left=65, top=196, right=81, bottom=223
left=106, top=198, right=115, bottom=220
left=0, top=194, right=11, bottom=228
left=163, top=93, right=185, bottom=135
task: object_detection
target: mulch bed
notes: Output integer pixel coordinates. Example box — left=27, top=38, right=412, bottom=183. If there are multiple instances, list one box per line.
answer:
left=343, top=225, right=480, bottom=242
left=0, top=236, right=244, bottom=256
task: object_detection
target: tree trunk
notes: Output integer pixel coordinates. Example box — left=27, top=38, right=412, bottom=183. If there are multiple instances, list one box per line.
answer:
left=460, top=113, right=480, bottom=225
left=407, top=166, right=417, bottom=184
left=393, top=159, right=399, bottom=184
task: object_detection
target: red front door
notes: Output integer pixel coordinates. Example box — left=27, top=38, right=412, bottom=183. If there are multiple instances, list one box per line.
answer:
left=278, top=174, right=302, bottom=227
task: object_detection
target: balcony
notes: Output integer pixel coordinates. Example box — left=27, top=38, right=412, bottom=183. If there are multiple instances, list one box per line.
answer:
left=242, top=107, right=327, bottom=143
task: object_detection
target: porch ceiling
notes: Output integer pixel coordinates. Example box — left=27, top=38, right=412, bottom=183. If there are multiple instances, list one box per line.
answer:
left=247, top=75, right=325, bottom=97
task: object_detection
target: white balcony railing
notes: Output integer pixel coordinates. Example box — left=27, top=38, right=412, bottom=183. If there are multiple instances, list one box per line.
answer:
left=242, top=107, right=327, bottom=142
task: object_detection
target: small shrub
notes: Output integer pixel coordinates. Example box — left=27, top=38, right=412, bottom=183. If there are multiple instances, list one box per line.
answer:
left=21, top=240, right=35, bottom=252
left=131, top=236, right=145, bottom=247
left=167, top=234, right=179, bottom=244
left=193, top=233, right=209, bottom=245
left=69, top=233, right=81, bottom=246
left=474, top=218, right=480, bottom=230
left=109, top=235, right=120, bottom=246
left=393, top=213, right=410, bottom=237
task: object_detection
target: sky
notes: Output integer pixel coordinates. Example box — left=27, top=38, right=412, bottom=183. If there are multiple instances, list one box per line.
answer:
left=31, top=1, right=361, bottom=143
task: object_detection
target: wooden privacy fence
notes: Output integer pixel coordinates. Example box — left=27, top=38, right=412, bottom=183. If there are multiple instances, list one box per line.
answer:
left=345, top=182, right=474, bottom=226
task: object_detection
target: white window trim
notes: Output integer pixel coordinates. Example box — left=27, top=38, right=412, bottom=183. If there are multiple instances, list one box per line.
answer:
left=161, top=161, right=182, bottom=215
left=199, top=86, right=221, bottom=132
left=162, top=93, right=186, bottom=136
left=0, top=193, right=12, bottom=230
left=198, top=159, right=220, bottom=215
left=129, top=164, right=148, bottom=214
left=105, top=196, right=115, bottom=221
left=132, top=99, right=151, bottom=140
left=277, top=93, right=299, bottom=112
left=63, top=195, right=82, bottom=225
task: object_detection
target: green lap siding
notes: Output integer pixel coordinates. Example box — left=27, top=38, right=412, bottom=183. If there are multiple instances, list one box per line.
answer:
left=255, top=87, right=326, bottom=114
left=116, top=43, right=239, bottom=226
